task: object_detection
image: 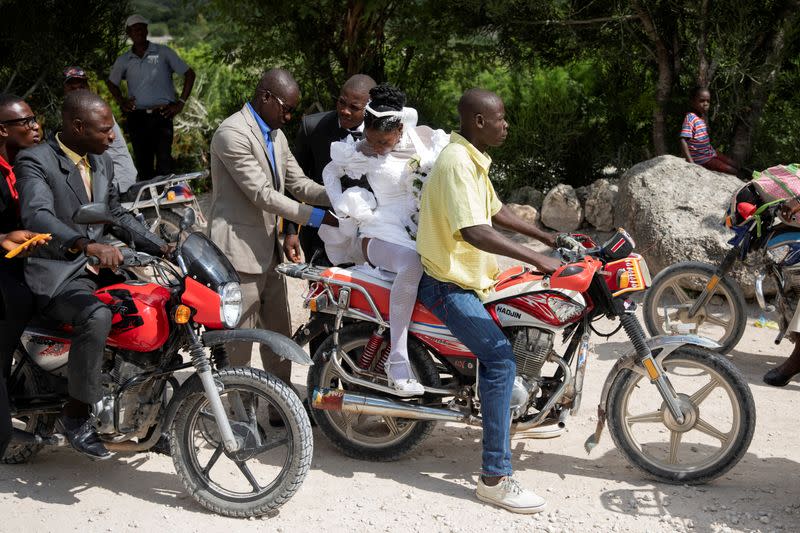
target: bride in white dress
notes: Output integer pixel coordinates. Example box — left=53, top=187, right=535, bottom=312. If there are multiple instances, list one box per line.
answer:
left=319, top=84, right=448, bottom=396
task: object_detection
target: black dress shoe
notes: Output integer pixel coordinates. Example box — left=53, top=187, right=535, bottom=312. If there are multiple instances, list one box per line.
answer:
left=62, top=416, right=113, bottom=460
left=763, top=367, right=797, bottom=387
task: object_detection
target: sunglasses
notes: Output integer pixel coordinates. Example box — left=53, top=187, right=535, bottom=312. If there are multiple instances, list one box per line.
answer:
left=335, top=96, right=366, bottom=114
left=265, top=90, right=295, bottom=116
left=0, top=115, right=38, bottom=129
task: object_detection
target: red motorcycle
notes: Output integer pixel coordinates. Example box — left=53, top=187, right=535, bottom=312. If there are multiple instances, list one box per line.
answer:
left=279, top=230, right=755, bottom=484
left=4, top=205, right=313, bottom=518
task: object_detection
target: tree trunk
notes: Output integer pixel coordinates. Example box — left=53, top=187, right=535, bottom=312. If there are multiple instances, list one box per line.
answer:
left=729, top=0, right=800, bottom=164
left=633, top=2, right=673, bottom=155
left=696, top=0, right=710, bottom=86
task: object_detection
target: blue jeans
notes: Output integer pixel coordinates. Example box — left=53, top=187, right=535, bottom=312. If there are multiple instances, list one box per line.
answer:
left=418, top=273, right=516, bottom=477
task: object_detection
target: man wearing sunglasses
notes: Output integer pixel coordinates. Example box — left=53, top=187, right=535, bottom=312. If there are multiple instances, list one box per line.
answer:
left=285, top=74, right=376, bottom=266
left=0, top=94, right=51, bottom=461
left=209, top=68, right=334, bottom=396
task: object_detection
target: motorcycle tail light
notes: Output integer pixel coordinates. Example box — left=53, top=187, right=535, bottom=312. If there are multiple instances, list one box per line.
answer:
left=220, top=282, right=243, bottom=328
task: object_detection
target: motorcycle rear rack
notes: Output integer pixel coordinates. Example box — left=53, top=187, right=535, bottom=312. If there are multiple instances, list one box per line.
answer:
left=124, top=170, right=208, bottom=229
left=276, top=263, right=389, bottom=327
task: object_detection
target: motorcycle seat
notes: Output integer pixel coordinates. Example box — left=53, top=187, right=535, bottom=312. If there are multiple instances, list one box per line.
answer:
left=120, top=174, right=175, bottom=202
left=24, top=316, right=72, bottom=338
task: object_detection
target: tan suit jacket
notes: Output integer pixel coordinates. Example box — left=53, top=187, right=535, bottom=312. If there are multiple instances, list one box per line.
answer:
left=209, top=104, right=329, bottom=274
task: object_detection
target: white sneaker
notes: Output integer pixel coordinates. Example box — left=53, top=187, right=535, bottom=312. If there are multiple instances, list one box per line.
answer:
left=476, top=476, right=547, bottom=514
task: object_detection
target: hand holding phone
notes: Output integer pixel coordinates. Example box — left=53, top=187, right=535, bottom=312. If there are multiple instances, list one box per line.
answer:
left=3, top=231, right=52, bottom=259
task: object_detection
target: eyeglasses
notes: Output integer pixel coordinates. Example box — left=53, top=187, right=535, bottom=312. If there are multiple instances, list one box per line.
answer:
left=0, top=115, right=38, bottom=129
left=265, top=90, right=295, bottom=116
left=335, top=96, right=366, bottom=114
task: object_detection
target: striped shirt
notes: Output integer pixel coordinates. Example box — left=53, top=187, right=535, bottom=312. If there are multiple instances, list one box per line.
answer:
left=680, top=112, right=716, bottom=164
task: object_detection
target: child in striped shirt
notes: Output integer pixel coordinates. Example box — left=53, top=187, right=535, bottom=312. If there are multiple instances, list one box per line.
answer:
left=680, top=86, right=738, bottom=175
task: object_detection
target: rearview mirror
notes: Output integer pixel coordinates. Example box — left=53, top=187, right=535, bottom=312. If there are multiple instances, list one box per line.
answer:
left=73, top=203, right=114, bottom=225
left=180, top=208, right=196, bottom=232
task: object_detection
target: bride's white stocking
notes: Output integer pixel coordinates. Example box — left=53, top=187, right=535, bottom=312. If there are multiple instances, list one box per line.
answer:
left=366, top=238, right=423, bottom=382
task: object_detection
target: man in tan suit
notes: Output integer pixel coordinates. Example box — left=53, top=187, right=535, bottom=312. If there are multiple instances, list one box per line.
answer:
left=209, top=68, right=333, bottom=387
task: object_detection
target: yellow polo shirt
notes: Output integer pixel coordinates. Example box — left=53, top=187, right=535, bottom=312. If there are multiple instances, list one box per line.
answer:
left=416, top=132, right=502, bottom=298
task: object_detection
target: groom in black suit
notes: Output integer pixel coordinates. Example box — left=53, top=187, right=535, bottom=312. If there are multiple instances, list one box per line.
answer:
left=15, top=90, right=167, bottom=459
left=285, top=74, right=376, bottom=265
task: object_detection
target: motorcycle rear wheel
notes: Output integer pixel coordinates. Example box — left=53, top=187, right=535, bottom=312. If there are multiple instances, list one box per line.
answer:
left=170, top=367, right=312, bottom=517
left=308, top=323, right=440, bottom=462
left=1, top=351, right=57, bottom=464
left=606, top=346, right=755, bottom=484
left=145, top=210, right=187, bottom=243
left=643, top=261, right=747, bottom=353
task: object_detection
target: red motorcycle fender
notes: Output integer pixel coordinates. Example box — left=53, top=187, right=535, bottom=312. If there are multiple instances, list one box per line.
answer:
left=201, top=328, right=313, bottom=366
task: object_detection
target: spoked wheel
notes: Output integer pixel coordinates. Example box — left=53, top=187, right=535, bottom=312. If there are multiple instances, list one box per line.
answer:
left=606, top=346, right=755, bottom=484
left=643, top=261, right=746, bottom=353
left=307, top=323, right=440, bottom=461
left=2, top=351, right=57, bottom=464
left=170, top=368, right=312, bottom=517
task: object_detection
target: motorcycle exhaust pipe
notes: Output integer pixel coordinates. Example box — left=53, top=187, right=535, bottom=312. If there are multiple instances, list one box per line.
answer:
left=10, top=428, right=68, bottom=447
left=312, top=388, right=468, bottom=423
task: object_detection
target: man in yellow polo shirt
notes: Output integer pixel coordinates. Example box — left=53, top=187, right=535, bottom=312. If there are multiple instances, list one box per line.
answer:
left=416, top=88, right=559, bottom=514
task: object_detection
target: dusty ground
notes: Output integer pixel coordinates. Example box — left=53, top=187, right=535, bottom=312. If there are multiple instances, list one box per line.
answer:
left=1, top=235, right=799, bottom=533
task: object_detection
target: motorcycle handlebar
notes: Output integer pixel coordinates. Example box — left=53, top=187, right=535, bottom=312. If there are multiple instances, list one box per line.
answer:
left=86, top=248, right=155, bottom=268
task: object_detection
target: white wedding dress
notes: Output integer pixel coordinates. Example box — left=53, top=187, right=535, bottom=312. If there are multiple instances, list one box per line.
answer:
left=318, top=108, right=449, bottom=395
left=319, top=109, right=449, bottom=264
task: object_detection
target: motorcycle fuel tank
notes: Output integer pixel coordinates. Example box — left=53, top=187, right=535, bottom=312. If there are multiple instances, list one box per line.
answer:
left=95, top=281, right=171, bottom=352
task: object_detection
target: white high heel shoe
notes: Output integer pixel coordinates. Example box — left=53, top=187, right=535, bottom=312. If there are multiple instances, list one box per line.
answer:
left=384, top=359, right=425, bottom=397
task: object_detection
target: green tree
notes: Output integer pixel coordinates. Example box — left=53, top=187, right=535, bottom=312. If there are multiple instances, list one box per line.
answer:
left=0, top=0, right=130, bottom=121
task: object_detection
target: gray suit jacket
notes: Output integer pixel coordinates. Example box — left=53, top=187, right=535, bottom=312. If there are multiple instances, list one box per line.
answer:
left=15, top=136, right=166, bottom=304
left=209, top=104, right=329, bottom=274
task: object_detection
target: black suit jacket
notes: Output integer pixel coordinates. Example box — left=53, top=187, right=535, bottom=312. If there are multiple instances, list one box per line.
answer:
left=15, top=136, right=166, bottom=303
left=286, top=110, right=354, bottom=235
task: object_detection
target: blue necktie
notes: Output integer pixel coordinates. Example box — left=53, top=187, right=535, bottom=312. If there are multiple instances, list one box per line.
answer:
left=247, top=102, right=278, bottom=184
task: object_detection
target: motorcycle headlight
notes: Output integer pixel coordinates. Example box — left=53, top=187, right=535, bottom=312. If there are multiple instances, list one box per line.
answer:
left=219, top=282, right=242, bottom=328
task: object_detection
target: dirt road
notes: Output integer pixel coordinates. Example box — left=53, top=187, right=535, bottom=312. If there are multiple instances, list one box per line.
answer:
left=1, top=242, right=798, bottom=533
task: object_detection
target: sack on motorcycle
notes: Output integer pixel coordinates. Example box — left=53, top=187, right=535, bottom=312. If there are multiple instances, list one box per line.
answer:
left=726, top=164, right=800, bottom=228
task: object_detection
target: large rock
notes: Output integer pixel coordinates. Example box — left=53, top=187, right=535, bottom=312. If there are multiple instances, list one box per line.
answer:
left=506, top=203, right=540, bottom=226
left=541, top=184, right=584, bottom=232
left=614, top=155, right=761, bottom=297
left=585, top=178, right=619, bottom=232
left=506, top=186, right=544, bottom=209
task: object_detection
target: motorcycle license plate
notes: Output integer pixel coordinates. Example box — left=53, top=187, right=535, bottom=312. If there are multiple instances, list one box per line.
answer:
left=604, top=254, right=652, bottom=296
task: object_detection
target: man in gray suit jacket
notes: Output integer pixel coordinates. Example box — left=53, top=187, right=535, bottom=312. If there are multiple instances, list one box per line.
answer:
left=209, top=68, right=332, bottom=391
left=15, top=90, right=167, bottom=459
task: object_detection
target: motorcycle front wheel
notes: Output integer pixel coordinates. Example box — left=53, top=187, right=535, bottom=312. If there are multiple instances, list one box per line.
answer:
left=170, top=367, right=312, bottom=517
left=643, top=261, right=747, bottom=353
left=606, top=346, right=755, bottom=484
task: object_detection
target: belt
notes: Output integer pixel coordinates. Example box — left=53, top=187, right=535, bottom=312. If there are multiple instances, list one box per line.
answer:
left=131, top=106, right=169, bottom=115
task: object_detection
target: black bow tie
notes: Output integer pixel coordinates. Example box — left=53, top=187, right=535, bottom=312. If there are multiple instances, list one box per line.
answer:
left=344, top=129, right=362, bottom=140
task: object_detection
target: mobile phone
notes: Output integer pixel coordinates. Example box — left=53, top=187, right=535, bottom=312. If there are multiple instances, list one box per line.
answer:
left=4, top=233, right=51, bottom=259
